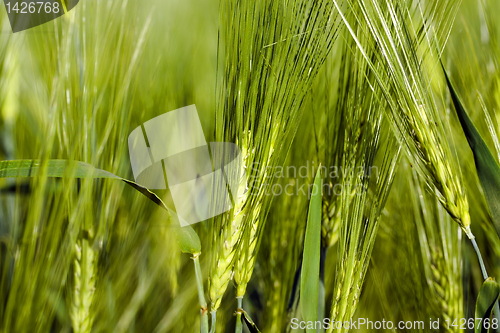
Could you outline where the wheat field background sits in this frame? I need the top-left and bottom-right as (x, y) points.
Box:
(1, 0), (500, 332)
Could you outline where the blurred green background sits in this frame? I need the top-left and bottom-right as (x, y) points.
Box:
(1, 0), (500, 332)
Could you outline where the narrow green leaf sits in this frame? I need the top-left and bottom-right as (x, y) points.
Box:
(240, 310), (261, 333)
(0, 159), (201, 254)
(170, 212), (201, 255)
(300, 167), (322, 333)
(442, 65), (500, 239)
(475, 277), (500, 333)
(0, 160), (117, 179)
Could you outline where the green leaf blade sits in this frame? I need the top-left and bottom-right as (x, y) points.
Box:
(241, 310), (261, 333)
(475, 277), (500, 333)
(442, 66), (500, 238)
(170, 213), (202, 255)
(0, 159), (202, 255)
(300, 168), (322, 333)
(0, 160), (119, 179)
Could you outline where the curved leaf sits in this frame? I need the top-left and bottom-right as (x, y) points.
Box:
(0, 159), (201, 255)
(442, 65), (500, 239)
(300, 167), (322, 333)
(241, 310), (261, 333)
(475, 277), (500, 333)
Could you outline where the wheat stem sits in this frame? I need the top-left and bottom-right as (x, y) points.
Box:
(469, 235), (500, 322)
(209, 311), (217, 333)
(193, 255), (208, 333)
(470, 238), (488, 280)
(235, 297), (243, 333)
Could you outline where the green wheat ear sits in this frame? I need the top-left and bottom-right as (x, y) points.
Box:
(335, 0), (471, 235)
(70, 236), (96, 333)
(410, 167), (463, 331)
(209, 0), (341, 327)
